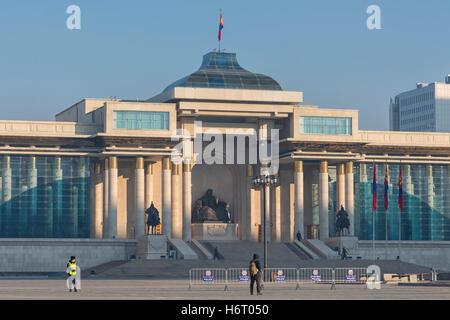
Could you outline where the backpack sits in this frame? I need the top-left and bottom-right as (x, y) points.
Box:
(250, 261), (259, 276)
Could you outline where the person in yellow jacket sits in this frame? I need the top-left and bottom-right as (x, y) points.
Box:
(66, 256), (81, 292)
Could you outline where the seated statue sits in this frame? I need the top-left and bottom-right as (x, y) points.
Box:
(192, 189), (231, 223)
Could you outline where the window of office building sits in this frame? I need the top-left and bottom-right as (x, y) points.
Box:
(114, 111), (169, 130)
(300, 116), (352, 135)
(354, 163), (450, 241)
(0, 155), (90, 238)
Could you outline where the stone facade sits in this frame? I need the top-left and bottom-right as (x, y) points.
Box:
(1, 51), (450, 262)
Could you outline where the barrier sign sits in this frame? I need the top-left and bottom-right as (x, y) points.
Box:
(311, 269), (321, 282)
(239, 270), (249, 282)
(202, 270), (214, 282)
(275, 269), (286, 282)
(346, 269), (356, 281)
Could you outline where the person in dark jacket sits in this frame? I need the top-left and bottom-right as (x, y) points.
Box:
(213, 247), (220, 260)
(249, 253), (262, 295)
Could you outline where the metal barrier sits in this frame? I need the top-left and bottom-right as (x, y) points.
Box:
(227, 268), (251, 286)
(334, 267), (367, 285)
(298, 268), (334, 289)
(188, 268), (228, 290)
(188, 267), (373, 291)
(262, 268), (299, 289)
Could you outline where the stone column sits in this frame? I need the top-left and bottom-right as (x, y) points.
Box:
(135, 157), (145, 238)
(171, 163), (182, 239)
(182, 163), (192, 241)
(72, 185), (79, 237)
(93, 162), (103, 238)
(29, 156), (37, 236)
(108, 156), (118, 238)
(2, 156), (11, 236)
(162, 157), (172, 238)
(345, 162), (354, 235)
(426, 165), (435, 240)
(319, 160), (329, 240)
(294, 160), (304, 240)
(247, 165), (259, 241)
(74, 158), (87, 238)
(102, 158), (109, 238)
(54, 157), (63, 237)
(336, 163), (346, 211)
(273, 182), (281, 242)
(46, 184), (53, 237)
(145, 163), (154, 211)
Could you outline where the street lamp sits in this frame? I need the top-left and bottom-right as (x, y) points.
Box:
(252, 173), (278, 280)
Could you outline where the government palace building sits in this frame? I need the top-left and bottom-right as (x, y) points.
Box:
(2, 51), (450, 271)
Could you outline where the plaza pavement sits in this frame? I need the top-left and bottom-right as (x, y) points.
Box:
(0, 279), (449, 300)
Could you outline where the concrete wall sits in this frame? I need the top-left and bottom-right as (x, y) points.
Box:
(55, 99), (108, 123)
(0, 239), (136, 272)
(0, 120), (101, 137)
(357, 241), (450, 271)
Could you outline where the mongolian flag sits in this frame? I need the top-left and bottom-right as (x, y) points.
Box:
(398, 165), (403, 211)
(384, 165), (389, 210)
(218, 9), (224, 41)
(373, 162), (377, 212)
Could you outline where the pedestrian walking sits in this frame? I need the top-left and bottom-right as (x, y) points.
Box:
(249, 253), (262, 295)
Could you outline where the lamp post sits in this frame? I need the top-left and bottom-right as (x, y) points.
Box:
(252, 173), (278, 281)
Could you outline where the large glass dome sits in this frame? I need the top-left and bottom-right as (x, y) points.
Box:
(163, 51), (282, 92)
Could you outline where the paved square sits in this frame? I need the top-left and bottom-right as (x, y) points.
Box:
(0, 279), (449, 300)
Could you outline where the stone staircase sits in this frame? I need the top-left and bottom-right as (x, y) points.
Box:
(88, 257), (430, 280)
(199, 241), (311, 267)
(81, 260), (128, 277)
(284, 242), (311, 260)
(84, 240), (431, 279)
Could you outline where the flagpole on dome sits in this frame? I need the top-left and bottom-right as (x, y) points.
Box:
(218, 9), (224, 53)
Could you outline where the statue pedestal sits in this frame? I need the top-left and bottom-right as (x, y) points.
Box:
(137, 235), (168, 260)
(192, 223), (239, 241)
(325, 236), (359, 252)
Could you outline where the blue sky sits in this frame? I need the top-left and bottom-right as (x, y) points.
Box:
(0, 0), (449, 130)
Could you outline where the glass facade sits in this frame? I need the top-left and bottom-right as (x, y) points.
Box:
(164, 52), (282, 91)
(354, 163), (450, 241)
(0, 155), (90, 238)
(300, 117), (352, 135)
(114, 111), (169, 130)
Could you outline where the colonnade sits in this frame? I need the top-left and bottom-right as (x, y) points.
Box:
(94, 157), (355, 242)
(96, 156), (192, 240)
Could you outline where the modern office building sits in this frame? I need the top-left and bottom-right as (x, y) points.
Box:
(389, 75), (450, 132)
(2, 51), (450, 271)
